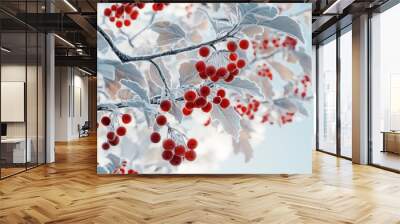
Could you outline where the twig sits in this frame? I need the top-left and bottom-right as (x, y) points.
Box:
(148, 59), (170, 94)
(97, 23), (239, 63)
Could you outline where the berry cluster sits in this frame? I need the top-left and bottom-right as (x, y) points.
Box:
(161, 138), (198, 166)
(256, 63), (273, 80)
(113, 160), (138, 174)
(149, 99), (200, 167)
(101, 113), (133, 150)
(293, 74), (311, 98)
(195, 39), (249, 83)
(234, 98), (260, 120)
(182, 87), (230, 116)
(103, 3), (168, 28)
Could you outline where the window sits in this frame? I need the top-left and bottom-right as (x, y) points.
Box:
(317, 37), (337, 154)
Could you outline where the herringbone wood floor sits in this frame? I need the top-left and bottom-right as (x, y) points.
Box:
(1, 136), (400, 224)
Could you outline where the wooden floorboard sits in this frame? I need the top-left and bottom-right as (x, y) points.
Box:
(1, 135), (400, 224)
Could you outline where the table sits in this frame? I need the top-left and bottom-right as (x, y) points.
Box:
(381, 131), (400, 154)
(1, 138), (31, 163)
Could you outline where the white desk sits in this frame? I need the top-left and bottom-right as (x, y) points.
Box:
(1, 138), (31, 163)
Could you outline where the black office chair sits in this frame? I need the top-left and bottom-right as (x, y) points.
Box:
(79, 121), (90, 138)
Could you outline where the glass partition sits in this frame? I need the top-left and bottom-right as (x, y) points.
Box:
(317, 37), (337, 154)
(371, 4), (400, 171)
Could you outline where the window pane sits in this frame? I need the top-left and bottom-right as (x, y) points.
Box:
(340, 30), (352, 158)
(371, 4), (400, 171)
(318, 38), (337, 154)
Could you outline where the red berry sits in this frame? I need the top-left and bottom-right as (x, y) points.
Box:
(130, 10), (139, 20)
(199, 86), (211, 97)
(122, 114), (132, 124)
(220, 98), (230, 109)
(116, 127), (127, 136)
(224, 74), (234, 82)
(227, 63), (237, 72)
(201, 102), (212, 113)
(162, 139), (176, 150)
(106, 131), (115, 141)
(109, 136), (120, 146)
(137, 3), (145, 9)
(210, 74), (219, 82)
(111, 4), (117, 11)
(127, 169), (137, 174)
(184, 90), (197, 102)
(160, 100), (172, 112)
(156, 115), (167, 126)
(229, 52), (238, 61)
(227, 41), (237, 52)
(205, 65), (216, 77)
(199, 46), (210, 57)
(239, 39), (249, 49)
(124, 4), (133, 14)
(152, 3), (164, 11)
(104, 8), (112, 16)
(301, 91), (307, 98)
(213, 96), (222, 104)
(216, 67), (227, 78)
(185, 101), (195, 110)
(199, 71), (208, 79)
(109, 17), (115, 22)
(185, 150), (197, 161)
(124, 19), (131, 26)
(174, 145), (186, 156)
(170, 155), (182, 166)
(216, 89), (226, 98)
(195, 61), (206, 72)
(182, 107), (193, 116)
(162, 150), (174, 160)
(230, 69), (239, 76)
(237, 59), (246, 69)
(102, 142), (110, 150)
(194, 96), (207, 108)
(101, 116), (111, 126)
(116, 20), (123, 28)
(150, 132), (161, 143)
(187, 138), (198, 150)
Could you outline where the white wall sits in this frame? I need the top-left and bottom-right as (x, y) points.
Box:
(54, 67), (89, 141)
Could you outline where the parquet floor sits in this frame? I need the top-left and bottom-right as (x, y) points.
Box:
(1, 136), (400, 224)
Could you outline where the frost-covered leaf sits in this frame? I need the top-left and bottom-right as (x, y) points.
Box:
(269, 60), (295, 81)
(179, 60), (202, 86)
(97, 33), (108, 54)
(147, 79), (162, 98)
(293, 100), (309, 116)
(117, 63), (145, 86)
(219, 77), (264, 98)
(148, 58), (172, 88)
(169, 100), (183, 123)
(240, 25), (263, 38)
(151, 21), (186, 46)
(199, 7), (233, 35)
(121, 79), (149, 103)
(274, 98), (297, 112)
(260, 16), (304, 43)
(98, 63), (115, 81)
(211, 106), (241, 141)
(240, 4), (278, 26)
(208, 50), (230, 67)
(293, 50), (312, 74)
(232, 130), (253, 163)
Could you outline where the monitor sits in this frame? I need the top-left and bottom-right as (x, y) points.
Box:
(1, 123), (7, 137)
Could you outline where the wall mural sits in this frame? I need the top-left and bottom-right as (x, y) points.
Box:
(97, 3), (313, 174)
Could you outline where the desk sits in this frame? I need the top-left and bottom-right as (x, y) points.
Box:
(382, 131), (400, 154)
(1, 138), (31, 163)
